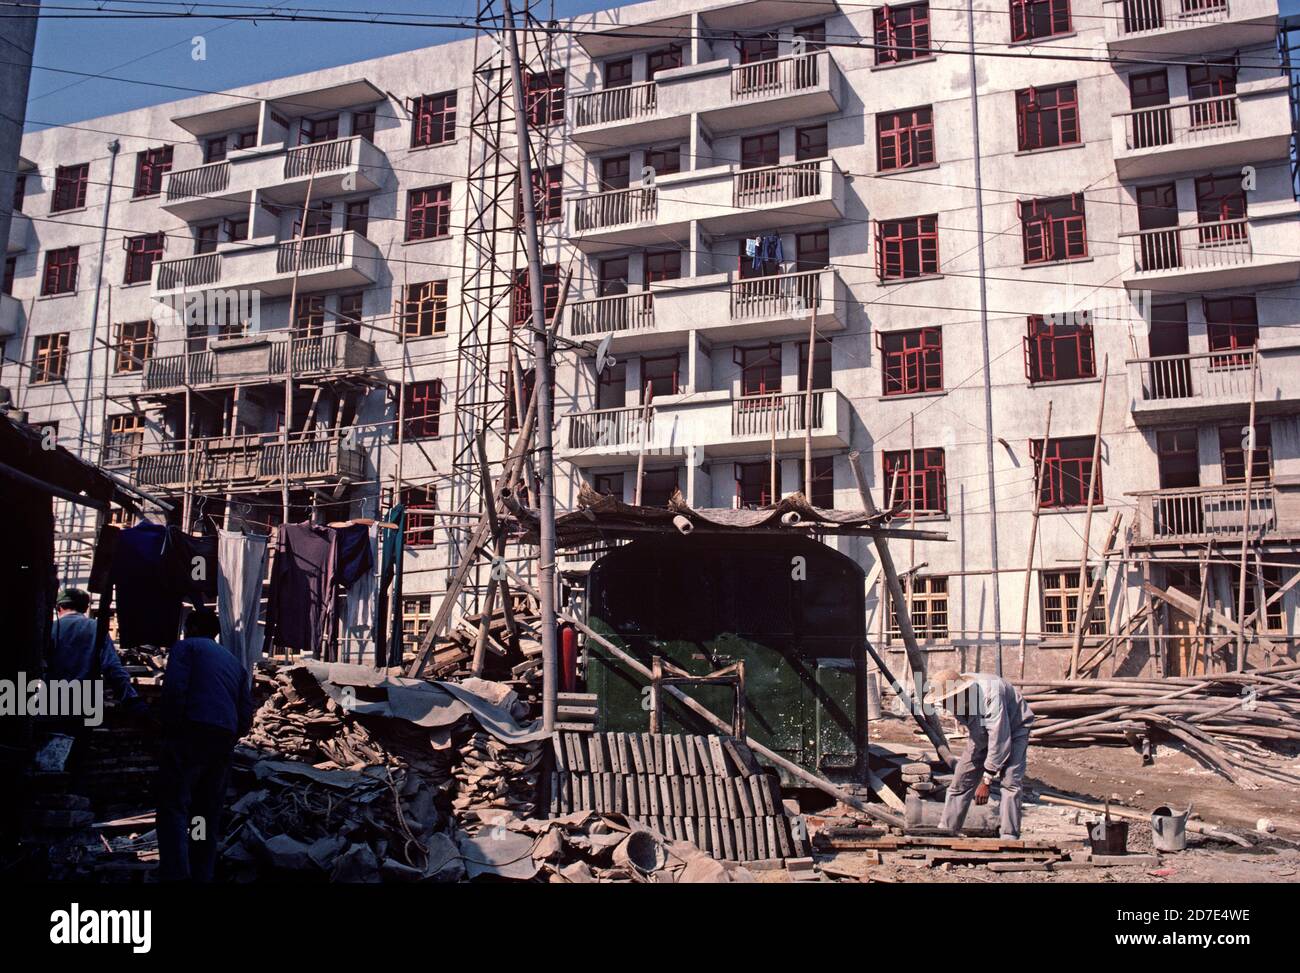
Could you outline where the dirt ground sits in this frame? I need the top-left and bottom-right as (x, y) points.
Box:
(814, 717), (1300, 884)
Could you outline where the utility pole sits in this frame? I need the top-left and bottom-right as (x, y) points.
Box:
(503, 0), (559, 730)
(1235, 349), (1260, 671)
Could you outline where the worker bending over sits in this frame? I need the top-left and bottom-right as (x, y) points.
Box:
(157, 609), (255, 882)
(925, 669), (1035, 839)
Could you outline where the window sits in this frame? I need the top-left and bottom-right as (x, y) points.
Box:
(645, 145), (681, 177)
(1204, 296), (1258, 362)
(1195, 173), (1247, 245)
(796, 124), (828, 162)
(598, 256), (629, 296)
(1031, 435), (1101, 508)
(604, 58), (633, 87)
(1020, 193), (1087, 263)
(1040, 569), (1105, 636)
(600, 155), (631, 191)
(403, 380), (443, 438)
(888, 575), (949, 641)
(12, 172), (24, 212)
(32, 332), (69, 384)
(796, 230), (829, 271)
(1186, 58), (1237, 102)
(401, 595), (434, 644)
(511, 264), (560, 329)
(594, 472), (625, 499)
(877, 107), (934, 172)
(738, 33), (778, 63)
(1010, 0), (1071, 42)
(641, 468), (679, 507)
(741, 132), (779, 169)
(235, 130), (257, 150)
(403, 280), (448, 338)
(800, 455), (835, 508)
(798, 339), (832, 390)
(338, 291), (364, 333)
(738, 344), (782, 396)
(794, 22), (827, 51)
(641, 355), (679, 400)
(295, 201), (333, 238)
(114, 320), (155, 373)
(3, 256), (15, 296)
(1219, 423), (1271, 483)
(402, 488), (438, 550)
(882, 448), (947, 514)
(518, 165), (562, 224)
(195, 223), (220, 254)
(352, 109), (376, 142)
(646, 45), (683, 79)
(412, 91), (456, 146)
(874, 3), (930, 64)
(644, 248), (681, 284)
(879, 327), (942, 396)
(876, 215), (939, 280)
(104, 413), (144, 468)
(1257, 566), (1287, 632)
(123, 232), (165, 285)
(1024, 313), (1095, 383)
(41, 246), (79, 295)
(597, 361), (626, 410)
(736, 460), (775, 509)
(300, 115), (339, 145)
(1016, 83), (1079, 151)
(1156, 428), (1199, 489)
(51, 163), (89, 212)
(293, 295), (325, 337)
(345, 200), (369, 236)
(133, 146), (173, 197)
(526, 70), (565, 127)
(406, 185), (451, 241)
(224, 216), (249, 242)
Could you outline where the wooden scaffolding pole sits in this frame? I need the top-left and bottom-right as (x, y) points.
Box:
(1235, 348), (1260, 671)
(1067, 355), (1108, 678)
(1018, 399), (1052, 679)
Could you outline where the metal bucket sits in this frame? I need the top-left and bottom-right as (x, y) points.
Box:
(1150, 805), (1190, 853)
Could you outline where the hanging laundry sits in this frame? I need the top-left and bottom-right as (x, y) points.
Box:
(374, 505), (406, 668)
(327, 522), (375, 663)
(767, 234), (784, 265)
(265, 522), (337, 656)
(744, 237), (759, 259)
(112, 521), (192, 648)
(339, 525), (378, 665)
(217, 529), (269, 683)
(177, 529), (219, 608)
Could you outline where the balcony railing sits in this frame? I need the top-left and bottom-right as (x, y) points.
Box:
(733, 159), (826, 209)
(568, 291), (655, 338)
(730, 268), (823, 321)
(134, 432), (363, 487)
(1121, 94), (1239, 150)
(731, 391), (823, 438)
(572, 82), (657, 128)
(142, 351), (216, 391)
(1132, 483), (1275, 541)
(567, 405), (645, 449)
(284, 135), (363, 179)
(571, 186), (658, 232)
(1130, 218), (1251, 273)
(156, 252), (222, 290)
(277, 232), (348, 273)
(165, 161), (231, 202)
(1115, 0), (1230, 36)
(731, 52), (824, 100)
(1129, 348), (1257, 402)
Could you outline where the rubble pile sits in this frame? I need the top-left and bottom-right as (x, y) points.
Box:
(451, 730), (545, 816)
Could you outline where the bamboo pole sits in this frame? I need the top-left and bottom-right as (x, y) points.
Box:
(281, 173), (316, 527)
(803, 291), (817, 491)
(634, 381), (653, 505)
(1018, 399), (1052, 679)
(1236, 348), (1260, 671)
(1067, 355), (1108, 678)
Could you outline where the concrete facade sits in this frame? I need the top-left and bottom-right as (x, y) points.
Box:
(6, 0), (1300, 676)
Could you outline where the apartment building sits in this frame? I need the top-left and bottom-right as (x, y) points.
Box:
(4, 0), (1299, 676)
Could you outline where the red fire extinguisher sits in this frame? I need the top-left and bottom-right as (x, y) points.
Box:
(560, 623), (579, 693)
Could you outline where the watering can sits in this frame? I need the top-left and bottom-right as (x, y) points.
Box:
(1151, 805), (1191, 852)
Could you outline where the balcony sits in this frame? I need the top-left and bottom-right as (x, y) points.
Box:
(1130, 484), (1278, 543)
(1123, 215), (1300, 292)
(567, 158), (845, 253)
(133, 432), (365, 490)
(1102, 0), (1279, 55)
(160, 136), (388, 221)
(1125, 342), (1300, 424)
(558, 388), (851, 468)
(0, 292), (22, 338)
(141, 332), (376, 394)
(564, 268), (848, 355)
(1112, 82), (1292, 180)
(569, 51), (844, 150)
(152, 231), (382, 298)
(6, 211), (30, 254)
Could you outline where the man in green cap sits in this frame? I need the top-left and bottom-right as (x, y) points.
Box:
(50, 587), (140, 707)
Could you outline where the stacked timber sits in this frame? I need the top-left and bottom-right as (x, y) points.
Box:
(451, 730), (545, 815)
(1022, 665), (1300, 788)
(425, 593), (543, 694)
(549, 730), (808, 863)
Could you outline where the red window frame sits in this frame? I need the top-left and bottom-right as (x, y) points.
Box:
(526, 70), (565, 127)
(41, 246), (79, 295)
(51, 163), (89, 212)
(876, 215), (939, 280)
(1186, 59), (1237, 101)
(737, 344), (782, 396)
(404, 380), (443, 439)
(1020, 193), (1087, 264)
(1010, 0), (1072, 42)
(735, 460), (775, 509)
(1194, 173), (1247, 245)
(517, 165), (562, 224)
(741, 132), (780, 169)
(879, 327), (942, 396)
(133, 146), (173, 198)
(644, 248), (681, 284)
(1031, 435), (1101, 508)
(1024, 313), (1095, 383)
(882, 447), (947, 515)
(801, 455), (835, 508)
(738, 34), (779, 64)
(641, 355), (679, 401)
(32, 332), (70, 384)
(406, 185), (451, 241)
(402, 486), (439, 549)
(874, 3), (931, 65)
(1016, 83), (1079, 151)
(1219, 423), (1271, 483)
(511, 265), (561, 330)
(412, 91), (456, 147)
(123, 232), (165, 285)
(877, 106), (934, 171)
(1204, 295), (1258, 364)
(403, 280), (449, 338)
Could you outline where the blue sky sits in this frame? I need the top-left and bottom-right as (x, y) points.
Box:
(24, 1), (635, 129)
(23, 0), (1300, 129)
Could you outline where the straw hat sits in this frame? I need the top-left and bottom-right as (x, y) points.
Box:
(922, 668), (976, 709)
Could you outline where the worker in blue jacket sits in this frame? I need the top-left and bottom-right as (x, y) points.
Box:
(49, 587), (140, 707)
(156, 609), (255, 882)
